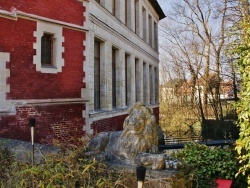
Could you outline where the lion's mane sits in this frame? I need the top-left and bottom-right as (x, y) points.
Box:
(118, 102), (159, 160)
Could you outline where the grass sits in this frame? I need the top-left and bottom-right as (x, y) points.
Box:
(0, 141), (138, 188)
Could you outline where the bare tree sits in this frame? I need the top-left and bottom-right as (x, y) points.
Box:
(160, 0), (230, 121)
(160, 22), (204, 105)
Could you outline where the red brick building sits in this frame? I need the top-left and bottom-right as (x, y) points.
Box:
(0, 0), (165, 145)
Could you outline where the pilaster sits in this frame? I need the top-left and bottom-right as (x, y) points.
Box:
(104, 0), (112, 13)
(150, 65), (155, 104)
(143, 62), (150, 105)
(117, 49), (126, 108)
(119, 0), (126, 24)
(88, 31), (95, 111)
(106, 41), (113, 110)
(155, 67), (159, 103)
(137, 59), (143, 102)
(100, 40), (108, 110)
(130, 55), (136, 105)
(130, 0), (136, 32)
(138, 0), (143, 38)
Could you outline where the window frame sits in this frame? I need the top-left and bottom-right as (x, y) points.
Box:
(33, 21), (64, 74)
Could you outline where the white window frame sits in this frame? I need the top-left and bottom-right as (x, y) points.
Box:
(33, 22), (64, 74)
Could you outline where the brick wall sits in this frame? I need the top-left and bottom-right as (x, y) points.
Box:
(0, 103), (85, 145)
(0, 0), (86, 26)
(91, 114), (128, 134)
(91, 106), (159, 134)
(152, 106), (159, 124)
(0, 0), (87, 145)
(0, 17), (86, 100)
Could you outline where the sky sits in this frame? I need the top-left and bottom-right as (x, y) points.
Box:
(157, 0), (173, 16)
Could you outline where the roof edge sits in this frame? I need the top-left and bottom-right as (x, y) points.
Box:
(148, 0), (166, 20)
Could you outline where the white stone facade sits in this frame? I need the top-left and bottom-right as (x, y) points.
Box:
(84, 0), (162, 133)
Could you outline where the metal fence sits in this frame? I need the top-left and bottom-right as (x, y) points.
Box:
(159, 120), (238, 151)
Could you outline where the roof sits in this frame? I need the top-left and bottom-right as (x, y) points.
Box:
(148, 0), (166, 20)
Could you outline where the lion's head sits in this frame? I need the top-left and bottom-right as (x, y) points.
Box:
(118, 102), (159, 160)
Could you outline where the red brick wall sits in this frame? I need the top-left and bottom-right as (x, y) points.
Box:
(91, 107), (160, 134)
(0, 1), (87, 145)
(0, 17), (86, 100)
(152, 106), (159, 124)
(0, 0), (86, 26)
(91, 114), (128, 134)
(0, 104), (85, 145)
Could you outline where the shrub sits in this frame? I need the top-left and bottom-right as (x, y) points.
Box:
(174, 142), (242, 188)
(1, 145), (137, 188)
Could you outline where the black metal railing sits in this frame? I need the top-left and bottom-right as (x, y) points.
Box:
(159, 120), (238, 151)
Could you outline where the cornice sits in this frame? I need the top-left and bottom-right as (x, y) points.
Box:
(90, 14), (159, 63)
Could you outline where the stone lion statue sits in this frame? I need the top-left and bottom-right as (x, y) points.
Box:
(87, 102), (165, 170)
(118, 102), (159, 160)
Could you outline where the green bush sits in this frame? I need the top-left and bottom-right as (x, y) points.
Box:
(174, 142), (243, 188)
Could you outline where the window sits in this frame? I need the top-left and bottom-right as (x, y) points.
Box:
(112, 0), (116, 15)
(33, 21), (64, 73)
(149, 15), (152, 46)
(112, 47), (117, 108)
(135, 0), (139, 35)
(154, 67), (159, 103)
(41, 33), (53, 66)
(149, 65), (153, 103)
(143, 62), (147, 104)
(94, 40), (101, 110)
(125, 0), (128, 25)
(125, 53), (131, 106)
(142, 6), (147, 41)
(154, 22), (158, 51)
